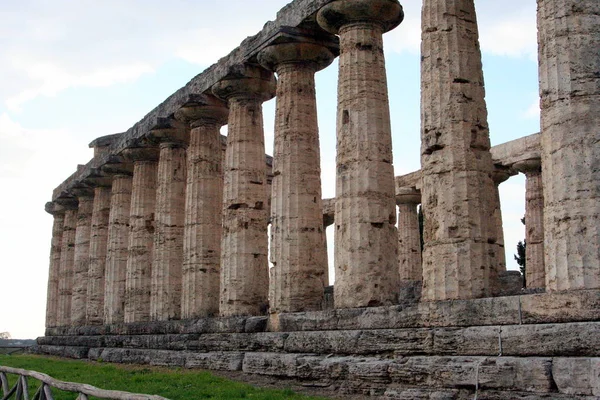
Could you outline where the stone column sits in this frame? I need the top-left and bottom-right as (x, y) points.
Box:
(317, 0), (403, 308)
(538, 0), (600, 290)
(514, 159), (545, 289)
(212, 64), (276, 317)
(258, 38), (336, 313)
(123, 147), (159, 323)
(44, 202), (65, 328)
(103, 174), (133, 324)
(71, 192), (94, 326)
(86, 185), (112, 325)
(150, 123), (188, 322)
(176, 96), (229, 319)
(419, 0), (499, 300)
(491, 170), (511, 281)
(396, 188), (422, 282)
(57, 202), (78, 327)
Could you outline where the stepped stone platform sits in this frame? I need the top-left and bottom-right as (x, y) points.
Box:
(36, 289), (600, 399)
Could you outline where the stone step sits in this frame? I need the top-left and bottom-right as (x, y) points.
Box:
(37, 321), (600, 358)
(44, 289), (600, 337)
(32, 346), (600, 398)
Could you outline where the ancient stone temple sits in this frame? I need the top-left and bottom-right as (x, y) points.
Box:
(38, 0), (599, 398)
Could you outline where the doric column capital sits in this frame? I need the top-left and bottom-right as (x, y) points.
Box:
(258, 40), (337, 73)
(89, 133), (121, 158)
(70, 186), (95, 199)
(317, 0), (404, 34)
(212, 64), (276, 102)
(396, 187), (421, 205)
(45, 201), (67, 216)
(175, 94), (229, 128)
(54, 197), (79, 211)
(146, 118), (189, 147)
(491, 167), (513, 185)
(100, 155), (134, 176)
(322, 198), (336, 227)
(513, 158), (542, 175)
(121, 146), (160, 163)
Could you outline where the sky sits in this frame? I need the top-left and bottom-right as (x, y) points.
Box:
(0, 0), (540, 339)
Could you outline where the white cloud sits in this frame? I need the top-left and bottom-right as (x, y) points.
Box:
(524, 96), (541, 120)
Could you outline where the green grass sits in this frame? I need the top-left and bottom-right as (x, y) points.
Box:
(0, 355), (329, 400)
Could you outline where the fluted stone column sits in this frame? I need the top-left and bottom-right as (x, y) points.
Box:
(150, 127), (188, 321)
(213, 65), (276, 317)
(538, 0), (600, 290)
(57, 204), (78, 326)
(124, 148), (159, 323)
(176, 96), (229, 319)
(397, 188), (422, 282)
(420, 0), (499, 300)
(86, 185), (112, 325)
(258, 39), (336, 313)
(71, 193), (94, 326)
(491, 170), (511, 280)
(514, 159), (545, 289)
(317, 0), (403, 308)
(45, 203), (65, 328)
(104, 174), (133, 324)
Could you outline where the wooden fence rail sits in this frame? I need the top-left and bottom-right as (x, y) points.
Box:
(0, 366), (170, 400)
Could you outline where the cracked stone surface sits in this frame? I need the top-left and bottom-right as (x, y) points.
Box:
(538, 0), (600, 291)
(317, 0), (403, 308)
(396, 188), (422, 282)
(420, 0), (499, 301)
(104, 175), (132, 324)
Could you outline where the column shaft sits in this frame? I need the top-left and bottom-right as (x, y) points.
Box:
(538, 0), (600, 290)
(182, 122), (224, 318)
(57, 209), (77, 326)
(45, 212), (65, 328)
(150, 142), (187, 321)
(86, 186), (112, 325)
(267, 60), (329, 313)
(71, 195), (94, 326)
(525, 170), (545, 289)
(104, 175), (132, 324)
(125, 160), (157, 323)
(334, 22), (399, 307)
(420, 0), (499, 300)
(220, 97), (270, 316)
(397, 203), (422, 282)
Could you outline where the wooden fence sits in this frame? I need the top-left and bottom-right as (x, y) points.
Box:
(0, 366), (170, 400)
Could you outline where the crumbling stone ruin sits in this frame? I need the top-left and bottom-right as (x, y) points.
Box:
(37, 0), (600, 398)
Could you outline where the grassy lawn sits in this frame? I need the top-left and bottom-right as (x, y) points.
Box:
(0, 355), (329, 400)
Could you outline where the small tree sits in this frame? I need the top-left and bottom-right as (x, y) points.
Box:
(514, 217), (526, 287)
(0, 332), (11, 339)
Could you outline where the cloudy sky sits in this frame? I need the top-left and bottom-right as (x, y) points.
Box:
(0, 0), (540, 339)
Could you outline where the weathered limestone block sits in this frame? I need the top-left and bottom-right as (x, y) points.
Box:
(420, 0), (500, 300)
(538, 0), (600, 291)
(317, 0), (403, 309)
(34, 345), (89, 359)
(514, 158), (545, 289)
(175, 96), (229, 319)
(123, 147), (159, 323)
(396, 188), (422, 282)
(104, 174), (133, 324)
(184, 352), (245, 371)
(56, 206), (77, 327)
(45, 203), (65, 328)
(71, 194), (94, 326)
(197, 332), (286, 353)
(86, 185), (112, 325)
(553, 358), (600, 396)
(520, 289), (600, 324)
(151, 136), (187, 321)
(212, 65), (276, 317)
(258, 37), (336, 314)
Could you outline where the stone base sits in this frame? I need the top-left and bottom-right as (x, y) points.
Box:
(36, 290), (600, 399)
